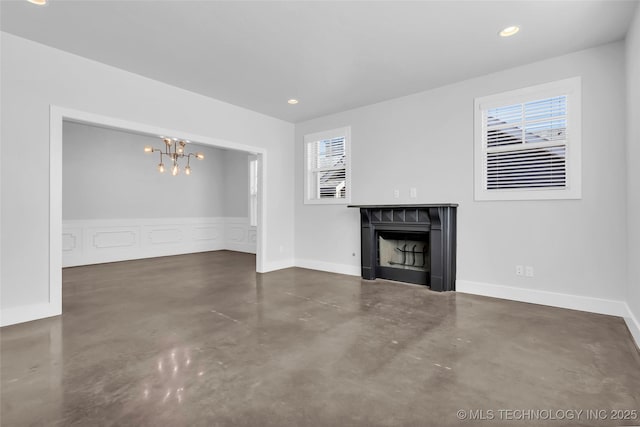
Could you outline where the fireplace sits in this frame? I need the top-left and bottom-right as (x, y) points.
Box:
(349, 204), (457, 291)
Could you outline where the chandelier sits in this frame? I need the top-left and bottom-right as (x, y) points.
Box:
(144, 137), (204, 176)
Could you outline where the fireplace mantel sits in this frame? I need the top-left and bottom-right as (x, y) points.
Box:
(349, 204), (457, 291)
(348, 204), (458, 209)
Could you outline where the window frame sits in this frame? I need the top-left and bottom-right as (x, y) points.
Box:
(303, 126), (352, 205)
(474, 77), (582, 201)
(248, 155), (258, 227)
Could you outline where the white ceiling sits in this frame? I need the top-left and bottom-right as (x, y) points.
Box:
(1, 0), (637, 123)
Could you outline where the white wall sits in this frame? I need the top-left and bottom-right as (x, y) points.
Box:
(222, 149), (250, 217)
(626, 6), (640, 340)
(295, 42), (629, 314)
(0, 33), (294, 317)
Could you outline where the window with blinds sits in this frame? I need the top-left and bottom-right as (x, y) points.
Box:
(474, 77), (582, 201)
(304, 127), (351, 204)
(249, 156), (258, 227)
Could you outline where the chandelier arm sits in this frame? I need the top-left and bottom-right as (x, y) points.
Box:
(147, 138), (202, 176)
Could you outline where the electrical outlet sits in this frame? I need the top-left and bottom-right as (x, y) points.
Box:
(516, 265), (524, 276)
(393, 189), (400, 198)
(410, 187), (417, 198)
(525, 266), (534, 277)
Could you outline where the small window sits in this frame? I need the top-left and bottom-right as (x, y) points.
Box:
(474, 77), (581, 201)
(249, 156), (258, 227)
(304, 127), (351, 204)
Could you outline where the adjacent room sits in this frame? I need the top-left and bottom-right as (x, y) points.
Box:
(61, 121), (258, 268)
(1, 1), (639, 426)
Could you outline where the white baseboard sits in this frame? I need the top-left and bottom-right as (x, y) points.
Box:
(457, 280), (639, 349)
(63, 217), (256, 267)
(295, 259), (361, 276)
(456, 279), (628, 317)
(225, 242), (257, 254)
(1, 302), (61, 327)
(260, 258), (295, 273)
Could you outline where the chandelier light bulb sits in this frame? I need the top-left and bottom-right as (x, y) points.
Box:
(177, 141), (187, 154)
(147, 136), (202, 176)
(27, 0), (48, 5)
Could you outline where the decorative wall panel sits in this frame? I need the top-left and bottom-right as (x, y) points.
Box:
(62, 217), (255, 267)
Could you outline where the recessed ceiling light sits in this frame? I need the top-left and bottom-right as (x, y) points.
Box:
(27, 0), (48, 5)
(287, 99), (299, 105)
(499, 25), (520, 37)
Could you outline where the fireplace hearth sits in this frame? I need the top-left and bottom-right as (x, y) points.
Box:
(349, 204), (457, 291)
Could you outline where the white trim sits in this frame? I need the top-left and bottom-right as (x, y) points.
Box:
(261, 259), (295, 273)
(256, 151), (266, 273)
(44, 105), (268, 325)
(623, 304), (640, 349)
(50, 105), (63, 317)
(248, 155), (258, 228)
(295, 259), (361, 276)
(1, 303), (61, 327)
(457, 279), (627, 317)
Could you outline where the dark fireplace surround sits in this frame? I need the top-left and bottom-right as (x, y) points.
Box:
(350, 204), (457, 291)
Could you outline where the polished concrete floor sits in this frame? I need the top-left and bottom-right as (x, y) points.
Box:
(1, 251), (639, 426)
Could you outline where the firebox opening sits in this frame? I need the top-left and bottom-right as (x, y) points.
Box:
(377, 231), (430, 273)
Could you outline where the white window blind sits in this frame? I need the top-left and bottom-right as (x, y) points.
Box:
(485, 96), (567, 190)
(304, 127), (351, 204)
(474, 77), (581, 201)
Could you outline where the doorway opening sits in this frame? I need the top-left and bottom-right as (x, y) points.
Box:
(50, 106), (267, 318)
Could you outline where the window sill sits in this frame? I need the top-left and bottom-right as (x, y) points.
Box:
(474, 187), (582, 201)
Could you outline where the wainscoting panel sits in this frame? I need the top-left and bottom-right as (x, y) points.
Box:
(224, 217), (257, 254)
(147, 227), (184, 245)
(62, 217), (256, 267)
(62, 227), (82, 256)
(92, 229), (138, 249)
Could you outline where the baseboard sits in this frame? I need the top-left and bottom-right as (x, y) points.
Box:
(623, 304), (640, 350)
(225, 242), (257, 254)
(260, 258), (295, 273)
(295, 259), (361, 276)
(1, 302), (61, 327)
(456, 280), (628, 317)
